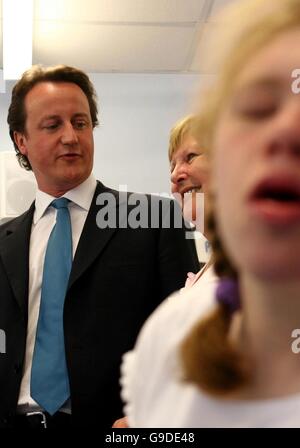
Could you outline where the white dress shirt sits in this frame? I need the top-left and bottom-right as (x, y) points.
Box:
(18, 174), (97, 409)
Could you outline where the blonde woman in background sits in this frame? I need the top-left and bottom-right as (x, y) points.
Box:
(169, 114), (215, 289)
(112, 116), (217, 429)
(121, 0), (300, 427)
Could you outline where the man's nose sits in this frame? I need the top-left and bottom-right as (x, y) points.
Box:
(60, 123), (79, 145)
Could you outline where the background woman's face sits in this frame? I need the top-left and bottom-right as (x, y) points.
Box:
(212, 28), (300, 280)
(170, 134), (208, 231)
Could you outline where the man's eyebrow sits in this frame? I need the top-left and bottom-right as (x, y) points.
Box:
(40, 114), (60, 122)
(39, 113), (90, 122)
(72, 113), (90, 119)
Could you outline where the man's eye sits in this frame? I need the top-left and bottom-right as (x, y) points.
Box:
(44, 123), (59, 130)
(74, 121), (88, 129)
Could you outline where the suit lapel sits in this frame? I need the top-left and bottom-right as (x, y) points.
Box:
(68, 182), (124, 288)
(0, 183), (126, 297)
(0, 203), (34, 315)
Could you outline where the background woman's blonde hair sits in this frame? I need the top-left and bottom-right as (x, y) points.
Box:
(181, 0), (300, 396)
(168, 115), (199, 162)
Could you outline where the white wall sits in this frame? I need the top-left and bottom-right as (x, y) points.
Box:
(0, 73), (201, 195)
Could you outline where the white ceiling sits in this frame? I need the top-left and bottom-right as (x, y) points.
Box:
(0, 0), (237, 74)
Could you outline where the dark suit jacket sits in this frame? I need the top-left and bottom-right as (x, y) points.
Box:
(0, 181), (199, 427)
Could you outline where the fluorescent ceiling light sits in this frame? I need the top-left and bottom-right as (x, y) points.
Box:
(3, 0), (33, 80)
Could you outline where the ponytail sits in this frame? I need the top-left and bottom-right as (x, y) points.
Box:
(180, 303), (249, 394)
(180, 204), (250, 394)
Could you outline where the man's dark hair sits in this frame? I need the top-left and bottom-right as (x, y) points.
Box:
(7, 65), (99, 170)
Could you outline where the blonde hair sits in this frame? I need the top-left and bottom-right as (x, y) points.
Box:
(181, 0), (300, 395)
(196, 0), (300, 151)
(168, 115), (200, 162)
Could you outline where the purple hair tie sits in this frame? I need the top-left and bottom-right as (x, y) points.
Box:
(216, 278), (240, 313)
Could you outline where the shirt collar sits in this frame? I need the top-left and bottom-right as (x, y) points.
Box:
(33, 174), (97, 224)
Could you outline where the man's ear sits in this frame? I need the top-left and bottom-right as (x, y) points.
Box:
(13, 131), (28, 156)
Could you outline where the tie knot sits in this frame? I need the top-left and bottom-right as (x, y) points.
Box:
(51, 198), (70, 210)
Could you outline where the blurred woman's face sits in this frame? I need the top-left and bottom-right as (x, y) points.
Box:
(170, 134), (208, 232)
(212, 28), (300, 281)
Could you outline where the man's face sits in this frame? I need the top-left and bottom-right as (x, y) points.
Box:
(14, 81), (94, 196)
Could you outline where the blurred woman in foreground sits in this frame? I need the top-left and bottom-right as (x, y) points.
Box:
(121, 0), (300, 427)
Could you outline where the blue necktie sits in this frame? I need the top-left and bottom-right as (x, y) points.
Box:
(31, 198), (72, 415)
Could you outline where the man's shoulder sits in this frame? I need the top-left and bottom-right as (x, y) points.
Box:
(0, 206), (34, 237)
(93, 181), (189, 232)
(93, 182), (179, 217)
(95, 181), (174, 205)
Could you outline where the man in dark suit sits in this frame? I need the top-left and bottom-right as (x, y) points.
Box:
(0, 65), (199, 428)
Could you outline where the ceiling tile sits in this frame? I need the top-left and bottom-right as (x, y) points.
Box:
(1, 0), (242, 74)
(33, 21), (197, 72)
(189, 22), (229, 73)
(35, 0), (206, 23)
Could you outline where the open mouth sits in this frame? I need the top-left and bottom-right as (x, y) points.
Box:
(249, 178), (300, 225)
(182, 186), (203, 196)
(252, 180), (300, 202)
(179, 186), (204, 224)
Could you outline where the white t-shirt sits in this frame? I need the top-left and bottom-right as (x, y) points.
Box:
(121, 268), (300, 428)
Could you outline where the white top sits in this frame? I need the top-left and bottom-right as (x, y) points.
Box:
(18, 174), (97, 408)
(183, 263), (212, 289)
(121, 267), (300, 428)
